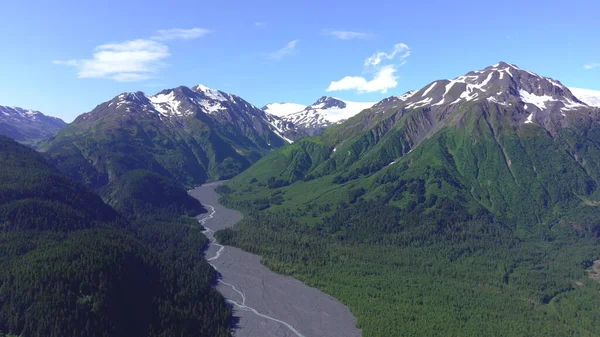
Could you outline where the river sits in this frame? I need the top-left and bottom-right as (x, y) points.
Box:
(189, 182), (362, 337)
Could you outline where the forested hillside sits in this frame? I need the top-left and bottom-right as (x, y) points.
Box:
(0, 135), (231, 337)
(217, 63), (600, 336)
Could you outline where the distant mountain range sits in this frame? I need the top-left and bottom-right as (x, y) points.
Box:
(2, 67), (599, 198)
(0, 105), (66, 143)
(569, 87), (600, 107)
(263, 97), (376, 136)
(262, 102), (308, 117)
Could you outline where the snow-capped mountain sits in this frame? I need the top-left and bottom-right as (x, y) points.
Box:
(377, 61), (598, 131)
(399, 62), (587, 112)
(43, 84), (311, 187)
(569, 87), (600, 107)
(266, 97), (376, 136)
(78, 84), (306, 144)
(262, 102), (307, 117)
(332, 61), (600, 153)
(0, 105), (66, 143)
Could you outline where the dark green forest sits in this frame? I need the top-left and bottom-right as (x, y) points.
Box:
(0, 135), (231, 337)
(217, 189), (600, 336)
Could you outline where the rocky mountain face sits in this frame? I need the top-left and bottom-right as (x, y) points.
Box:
(263, 96), (376, 137)
(40, 84), (300, 196)
(0, 105), (66, 143)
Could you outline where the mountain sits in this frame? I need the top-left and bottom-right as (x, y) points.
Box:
(277, 96), (376, 136)
(569, 87), (600, 107)
(0, 135), (231, 337)
(0, 135), (119, 231)
(219, 62), (600, 336)
(41, 84), (299, 199)
(233, 61), (600, 190)
(262, 102), (307, 117)
(0, 105), (66, 143)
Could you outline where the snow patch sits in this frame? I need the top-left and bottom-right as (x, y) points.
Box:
(479, 72), (494, 87)
(406, 97), (433, 109)
(546, 78), (562, 88)
(487, 97), (508, 106)
(194, 84), (227, 101)
(524, 112), (534, 124)
(561, 97), (588, 111)
(397, 90), (417, 101)
(149, 92), (183, 116)
(265, 117), (294, 144)
(422, 82), (437, 96)
(199, 100), (226, 114)
(569, 87), (600, 107)
(263, 102), (307, 117)
(519, 89), (554, 110)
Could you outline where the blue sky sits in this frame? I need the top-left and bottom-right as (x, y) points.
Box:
(1, 0), (599, 122)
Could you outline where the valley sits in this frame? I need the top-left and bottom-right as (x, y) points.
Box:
(190, 182), (361, 337)
(1, 60), (600, 337)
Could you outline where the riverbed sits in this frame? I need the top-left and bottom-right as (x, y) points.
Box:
(189, 182), (362, 337)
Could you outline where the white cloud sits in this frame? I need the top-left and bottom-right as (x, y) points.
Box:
(324, 30), (370, 40)
(584, 63), (600, 70)
(326, 43), (410, 94)
(364, 43), (410, 67)
(327, 65), (398, 93)
(269, 40), (298, 60)
(53, 39), (170, 82)
(254, 22), (267, 27)
(151, 28), (212, 41)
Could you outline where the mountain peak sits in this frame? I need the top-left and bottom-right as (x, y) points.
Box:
(311, 96), (347, 110)
(493, 61), (517, 69)
(395, 62), (589, 120)
(192, 84), (229, 101)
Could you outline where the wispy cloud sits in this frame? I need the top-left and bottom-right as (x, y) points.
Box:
(269, 40), (298, 60)
(584, 63), (600, 70)
(327, 43), (410, 94)
(254, 22), (267, 27)
(53, 39), (170, 82)
(54, 28), (211, 82)
(151, 28), (212, 41)
(324, 30), (371, 40)
(364, 43), (410, 67)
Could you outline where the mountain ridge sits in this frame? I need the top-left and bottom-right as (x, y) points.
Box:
(226, 60), (600, 220)
(0, 105), (66, 143)
(40, 84), (302, 208)
(263, 96), (376, 137)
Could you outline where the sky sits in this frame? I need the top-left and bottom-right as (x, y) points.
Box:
(1, 0), (599, 122)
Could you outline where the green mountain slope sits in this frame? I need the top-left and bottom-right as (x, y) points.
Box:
(219, 63), (600, 336)
(40, 86), (291, 201)
(0, 135), (231, 337)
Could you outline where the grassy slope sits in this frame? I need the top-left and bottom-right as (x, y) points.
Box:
(218, 108), (600, 336)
